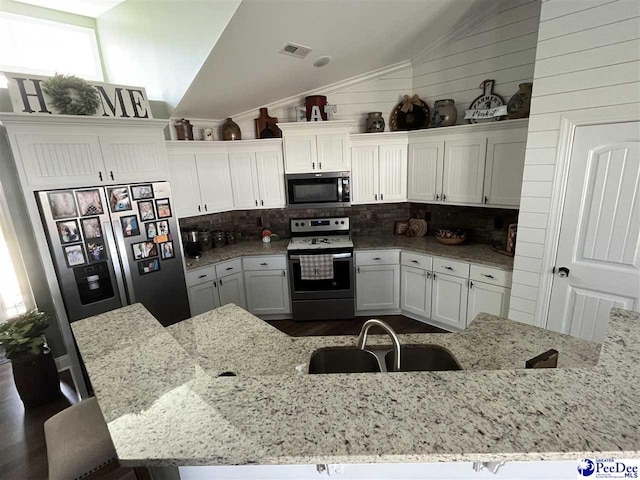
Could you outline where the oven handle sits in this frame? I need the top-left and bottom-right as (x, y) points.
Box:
(289, 252), (352, 260)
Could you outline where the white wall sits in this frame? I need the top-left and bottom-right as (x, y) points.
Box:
(509, 0), (640, 326)
(412, 0), (541, 124)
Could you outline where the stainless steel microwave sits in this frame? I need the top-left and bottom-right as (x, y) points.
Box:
(285, 172), (350, 208)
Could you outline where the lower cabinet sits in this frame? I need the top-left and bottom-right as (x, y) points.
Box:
(467, 280), (510, 320)
(244, 269), (291, 316)
(400, 265), (431, 318)
(188, 271), (246, 317)
(356, 264), (400, 311)
(431, 272), (469, 330)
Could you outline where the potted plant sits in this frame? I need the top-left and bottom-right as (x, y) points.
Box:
(0, 310), (60, 407)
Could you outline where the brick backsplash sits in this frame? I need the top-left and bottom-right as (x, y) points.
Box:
(179, 203), (518, 245)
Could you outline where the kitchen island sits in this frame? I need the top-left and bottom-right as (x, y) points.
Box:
(71, 304), (640, 478)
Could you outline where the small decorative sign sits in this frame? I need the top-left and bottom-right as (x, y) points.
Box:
(3, 71), (153, 119)
(465, 79), (505, 123)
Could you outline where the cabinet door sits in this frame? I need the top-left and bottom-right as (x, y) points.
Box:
(244, 270), (291, 315)
(16, 133), (105, 187)
(229, 152), (259, 209)
(408, 141), (444, 202)
(218, 272), (247, 309)
(167, 153), (201, 218)
(356, 264), (400, 311)
(431, 272), (468, 329)
(467, 281), (510, 321)
(283, 135), (317, 173)
(442, 138), (487, 204)
(351, 145), (379, 204)
(401, 266), (432, 318)
(100, 134), (168, 183)
(188, 280), (220, 316)
(378, 144), (408, 203)
(317, 133), (349, 171)
(484, 132), (526, 206)
(255, 150), (286, 208)
(196, 152), (234, 213)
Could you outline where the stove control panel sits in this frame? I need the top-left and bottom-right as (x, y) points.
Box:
(291, 217), (350, 234)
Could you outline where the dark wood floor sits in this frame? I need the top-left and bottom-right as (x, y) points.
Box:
(0, 315), (441, 479)
(0, 362), (136, 480)
(266, 314), (447, 336)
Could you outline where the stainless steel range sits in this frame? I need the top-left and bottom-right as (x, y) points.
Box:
(287, 217), (354, 321)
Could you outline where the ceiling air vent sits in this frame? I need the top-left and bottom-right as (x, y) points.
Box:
(279, 42), (312, 59)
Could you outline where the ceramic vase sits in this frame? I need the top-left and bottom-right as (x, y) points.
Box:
(430, 99), (457, 127)
(221, 118), (241, 141)
(507, 83), (533, 119)
(365, 112), (385, 133)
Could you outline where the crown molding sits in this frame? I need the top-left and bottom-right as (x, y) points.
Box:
(0, 112), (168, 128)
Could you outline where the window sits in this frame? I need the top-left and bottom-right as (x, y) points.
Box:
(0, 12), (103, 88)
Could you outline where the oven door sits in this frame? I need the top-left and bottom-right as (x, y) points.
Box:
(288, 252), (354, 300)
(286, 173), (349, 208)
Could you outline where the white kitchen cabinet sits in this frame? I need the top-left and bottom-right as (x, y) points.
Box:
(167, 153), (201, 218)
(279, 121), (353, 173)
(217, 272), (247, 309)
(229, 149), (285, 209)
(431, 272), (468, 330)
(356, 264), (400, 311)
(188, 281), (220, 316)
(442, 138), (487, 204)
(196, 152), (234, 213)
(467, 281), (510, 320)
(244, 269), (291, 316)
(408, 141), (444, 202)
(99, 134), (169, 183)
(229, 151), (260, 209)
(483, 130), (527, 206)
(400, 265), (432, 318)
(255, 150), (286, 208)
(351, 139), (407, 205)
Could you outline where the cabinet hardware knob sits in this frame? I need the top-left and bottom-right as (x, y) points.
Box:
(374, 194), (378, 201)
(198, 205), (201, 212)
(411, 260), (419, 263)
(98, 172), (103, 181)
(484, 196), (488, 204)
(426, 272), (431, 278)
(219, 279), (223, 285)
(357, 267), (360, 274)
(444, 266), (453, 270)
(214, 280), (217, 287)
(226, 267), (233, 271)
(312, 162), (315, 169)
(442, 194), (447, 201)
(319, 162), (322, 169)
(380, 193), (384, 200)
(110, 171), (114, 180)
(373, 257), (381, 260)
(198, 274), (207, 278)
(470, 280), (474, 288)
(282, 270), (286, 277)
(261, 200), (264, 206)
(435, 194), (439, 201)
(433, 273), (437, 279)
(556, 266), (570, 278)
(204, 204), (208, 211)
(482, 274), (495, 279)
(260, 263), (268, 266)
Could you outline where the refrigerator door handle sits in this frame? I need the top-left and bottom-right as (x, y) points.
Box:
(102, 221), (128, 307)
(112, 219), (136, 304)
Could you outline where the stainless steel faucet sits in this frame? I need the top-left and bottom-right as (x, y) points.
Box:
(357, 319), (401, 372)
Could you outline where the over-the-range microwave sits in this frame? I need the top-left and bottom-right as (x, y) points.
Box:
(285, 172), (350, 208)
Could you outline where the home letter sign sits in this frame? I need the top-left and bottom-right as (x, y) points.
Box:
(3, 72), (154, 119)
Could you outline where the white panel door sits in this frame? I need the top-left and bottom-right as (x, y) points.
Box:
(255, 150), (286, 208)
(484, 132), (526, 206)
(284, 135), (317, 173)
(218, 272), (247, 309)
(100, 134), (168, 183)
(229, 152), (259, 209)
(351, 145), (379, 204)
(188, 281), (220, 316)
(408, 141), (444, 202)
(378, 144), (408, 203)
(16, 133), (105, 187)
(401, 266), (431, 318)
(167, 153), (201, 218)
(356, 265), (400, 311)
(467, 281), (510, 321)
(316, 133), (349, 171)
(244, 270), (291, 315)
(442, 138), (487, 204)
(548, 122), (640, 342)
(196, 152), (234, 214)
(431, 272), (468, 329)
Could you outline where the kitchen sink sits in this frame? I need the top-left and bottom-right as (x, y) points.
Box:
(308, 347), (382, 374)
(384, 345), (462, 372)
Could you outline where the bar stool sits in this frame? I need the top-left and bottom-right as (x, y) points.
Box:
(44, 397), (118, 480)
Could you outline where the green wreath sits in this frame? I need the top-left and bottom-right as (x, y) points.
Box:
(43, 73), (100, 115)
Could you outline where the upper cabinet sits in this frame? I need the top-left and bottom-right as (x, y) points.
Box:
(279, 121), (353, 173)
(2, 116), (170, 189)
(408, 120), (528, 208)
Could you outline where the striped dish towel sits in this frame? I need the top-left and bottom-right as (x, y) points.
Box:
(300, 255), (334, 280)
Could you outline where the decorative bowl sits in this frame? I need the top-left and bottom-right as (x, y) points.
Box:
(435, 236), (466, 245)
(435, 228), (467, 245)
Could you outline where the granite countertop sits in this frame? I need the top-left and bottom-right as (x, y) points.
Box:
(71, 304), (640, 467)
(185, 236), (513, 272)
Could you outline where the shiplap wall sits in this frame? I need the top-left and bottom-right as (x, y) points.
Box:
(412, 0), (541, 124)
(508, 0), (640, 326)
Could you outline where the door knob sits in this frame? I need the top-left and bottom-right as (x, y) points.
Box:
(556, 267), (570, 278)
